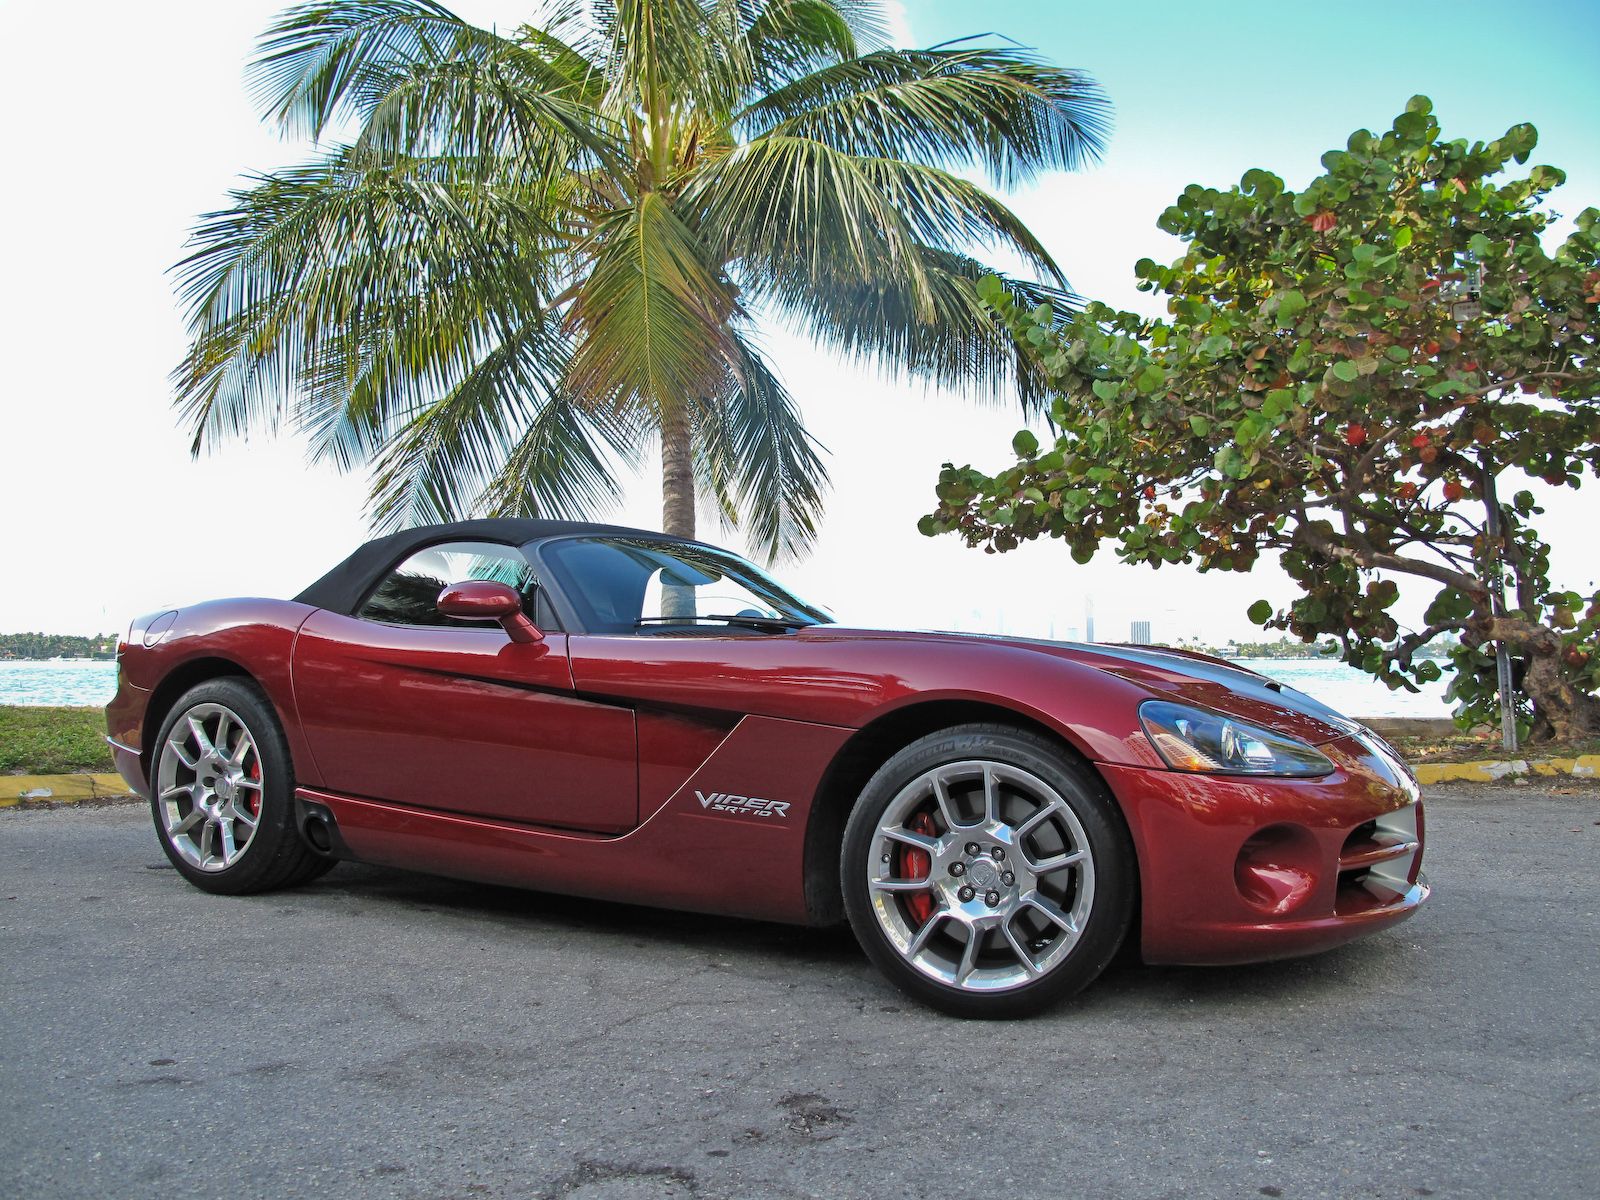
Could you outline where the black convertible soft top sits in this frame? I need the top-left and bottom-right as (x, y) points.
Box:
(293, 518), (670, 615)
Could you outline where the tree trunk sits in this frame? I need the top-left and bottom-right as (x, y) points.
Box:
(658, 402), (697, 621)
(660, 401), (695, 541)
(1485, 616), (1600, 742)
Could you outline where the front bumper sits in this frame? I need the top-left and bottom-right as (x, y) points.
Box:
(1103, 732), (1429, 966)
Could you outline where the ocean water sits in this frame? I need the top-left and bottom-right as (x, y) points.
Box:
(1235, 657), (1450, 720)
(0, 660), (120, 707)
(0, 652), (1452, 719)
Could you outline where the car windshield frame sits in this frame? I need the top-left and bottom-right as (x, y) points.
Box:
(531, 535), (833, 636)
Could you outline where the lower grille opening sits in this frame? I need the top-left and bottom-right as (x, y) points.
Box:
(1336, 806), (1422, 916)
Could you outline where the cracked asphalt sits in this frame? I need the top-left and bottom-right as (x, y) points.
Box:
(1, 782), (1596, 1199)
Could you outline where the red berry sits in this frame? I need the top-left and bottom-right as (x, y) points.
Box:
(1344, 424), (1368, 446)
(1410, 433), (1431, 449)
(1423, 340), (1441, 356)
(1397, 481), (1418, 501)
(1142, 485), (1156, 501)
(1443, 480), (1466, 501)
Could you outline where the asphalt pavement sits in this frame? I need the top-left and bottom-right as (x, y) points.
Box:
(1, 782), (1596, 1199)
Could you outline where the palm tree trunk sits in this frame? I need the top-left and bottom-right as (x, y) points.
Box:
(660, 402), (695, 540)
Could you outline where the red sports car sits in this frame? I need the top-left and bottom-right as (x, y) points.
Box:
(107, 519), (1428, 1017)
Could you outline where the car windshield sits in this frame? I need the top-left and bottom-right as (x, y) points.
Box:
(539, 536), (832, 634)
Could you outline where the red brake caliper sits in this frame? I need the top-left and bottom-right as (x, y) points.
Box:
(247, 757), (261, 817)
(899, 813), (937, 926)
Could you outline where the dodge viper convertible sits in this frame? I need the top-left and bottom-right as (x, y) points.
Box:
(107, 519), (1428, 1017)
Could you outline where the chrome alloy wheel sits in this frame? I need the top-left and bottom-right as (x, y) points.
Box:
(155, 702), (264, 872)
(866, 759), (1096, 992)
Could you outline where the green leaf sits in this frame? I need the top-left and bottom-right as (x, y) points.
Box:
(1276, 289), (1307, 322)
(1012, 429), (1039, 456)
(1331, 360), (1359, 383)
(1393, 225), (1413, 249)
(1189, 414), (1210, 436)
(1247, 599), (1273, 625)
(1091, 379), (1122, 402)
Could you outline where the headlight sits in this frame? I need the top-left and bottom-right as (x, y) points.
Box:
(1139, 700), (1334, 777)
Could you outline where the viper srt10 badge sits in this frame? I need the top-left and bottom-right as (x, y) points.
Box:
(695, 790), (791, 819)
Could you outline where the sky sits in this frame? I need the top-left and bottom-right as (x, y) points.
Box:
(1, 0), (1597, 643)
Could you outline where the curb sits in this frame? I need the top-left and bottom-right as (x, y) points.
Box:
(3, 774), (137, 807)
(1412, 754), (1600, 785)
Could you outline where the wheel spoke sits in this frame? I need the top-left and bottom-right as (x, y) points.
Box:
(169, 741), (199, 770)
(229, 802), (259, 831)
(879, 825), (937, 854)
(955, 927), (983, 985)
(159, 784), (192, 802)
(1024, 894), (1079, 935)
(930, 771), (963, 830)
(230, 734), (253, 766)
(171, 808), (204, 835)
(1031, 849), (1086, 875)
(1014, 800), (1066, 842)
(906, 912), (946, 959)
(871, 876), (931, 893)
(1001, 920), (1043, 978)
(217, 817), (238, 865)
(982, 766), (1000, 825)
(197, 818), (216, 863)
(187, 716), (216, 758)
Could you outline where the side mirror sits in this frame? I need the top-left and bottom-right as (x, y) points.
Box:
(436, 580), (545, 644)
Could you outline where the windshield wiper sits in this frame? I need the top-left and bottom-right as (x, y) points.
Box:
(634, 614), (809, 633)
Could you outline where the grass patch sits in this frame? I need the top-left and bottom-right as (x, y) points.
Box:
(1389, 729), (1600, 764)
(0, 706), (113, 774)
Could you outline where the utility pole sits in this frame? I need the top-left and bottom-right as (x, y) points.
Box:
(1481, 462), (1518, 754)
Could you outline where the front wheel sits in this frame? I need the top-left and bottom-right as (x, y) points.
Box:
(150, 677), (331, 895)
(841, 724), (1136, 1018)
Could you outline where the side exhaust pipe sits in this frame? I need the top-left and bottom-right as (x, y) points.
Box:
(294, 797), (352, 859)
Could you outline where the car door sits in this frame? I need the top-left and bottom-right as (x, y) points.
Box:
(292, 539), (637, 833)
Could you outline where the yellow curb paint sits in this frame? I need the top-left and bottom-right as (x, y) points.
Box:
(1412, 755), (1600, 785)
(3, 774), (136, 807)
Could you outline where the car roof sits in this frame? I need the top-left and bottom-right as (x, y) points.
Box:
(293, 518), (676, 615)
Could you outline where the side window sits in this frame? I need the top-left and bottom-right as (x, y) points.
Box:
(356, 541), (558, 630)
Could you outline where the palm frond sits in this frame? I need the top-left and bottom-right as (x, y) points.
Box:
(693, 335), (829, 561)
(762, 245), (1075, 413)
(741, 0), (860, 87)
(476, 393), (647, 521)
(739, 47), (1110, 186)
(684, 136), (1063, 321)
(564, 191), (742, 416)
(598, 0), (754, 118)
(251, 0), (491, 138)
(172, 149), (555, 453)
(366, 315), (575, 529)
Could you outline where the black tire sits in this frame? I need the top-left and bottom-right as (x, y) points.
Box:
(841, 723), (1136, 1018)
(149, 677), (332, 895)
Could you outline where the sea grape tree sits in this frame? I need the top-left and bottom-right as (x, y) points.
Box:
(922, 98), (1600, 740)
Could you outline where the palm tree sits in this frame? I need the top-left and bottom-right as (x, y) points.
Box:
(173, 0), (1107, 559)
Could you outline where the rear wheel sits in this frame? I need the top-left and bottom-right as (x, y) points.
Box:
(841, 724), (1135, 1018)
(150, 678), (331, 894)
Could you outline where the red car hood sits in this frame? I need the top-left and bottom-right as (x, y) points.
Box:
(796, 626), (1361, 747)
